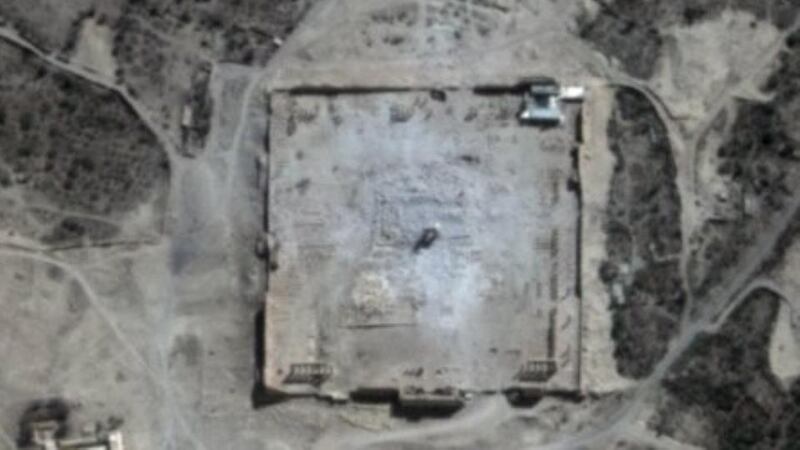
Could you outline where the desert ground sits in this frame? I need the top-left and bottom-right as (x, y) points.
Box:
(1, 1), (800, 449)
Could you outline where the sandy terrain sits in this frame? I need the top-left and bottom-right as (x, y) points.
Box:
(4, 0), (800, 449)
(71, 17), (116, 82)
(769, 299), (800, 388)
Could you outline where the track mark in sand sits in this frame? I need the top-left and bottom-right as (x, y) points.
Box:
(0, 424), (15, 448)
(0, 249), (209, 450)
(315, 396), (513, 450)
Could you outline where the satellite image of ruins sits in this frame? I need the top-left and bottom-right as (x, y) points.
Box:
(4, 0), (800, 449)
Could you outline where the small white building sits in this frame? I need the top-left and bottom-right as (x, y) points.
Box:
(22, 420), (125, 450)
(518, 77), (584, 125)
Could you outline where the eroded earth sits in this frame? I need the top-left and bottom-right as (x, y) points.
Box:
(2, 1), (800, 449)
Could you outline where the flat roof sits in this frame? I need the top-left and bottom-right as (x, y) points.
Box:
(265, 89), (582, 402)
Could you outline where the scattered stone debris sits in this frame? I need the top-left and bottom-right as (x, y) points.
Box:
(265, 89), (583, 404)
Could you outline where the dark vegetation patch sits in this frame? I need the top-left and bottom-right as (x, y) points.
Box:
(577, 0), (799, 79)
(1, 0), (314, 65)
(0, 0), (104, 53)
(118, 0), (314, 66)
(40, 217), (120, 246)
(112, 0), (312, 152)
(111, 16), (203, 146)
(2, 0), (314, 157)
(0, 41), (169, 218)
(577, 4), (664, 79)
(688, 29), (800, 303)
(602, 87), (685, 378)
(654, 288), (800, 450)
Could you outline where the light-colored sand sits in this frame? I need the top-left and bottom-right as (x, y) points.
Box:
(769, 300), (800, 388)
(764, 220), (800, 386)
(768, 240), (800, 387)
(652, 10), (781, 131)
(71, 17), (117, 82)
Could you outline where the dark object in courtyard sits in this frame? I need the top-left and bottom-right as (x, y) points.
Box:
(413, 227), (439, 253)
(430, 89), (447, 102)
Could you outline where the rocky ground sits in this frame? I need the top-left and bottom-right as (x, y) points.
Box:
(1, 1), (800, 449)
